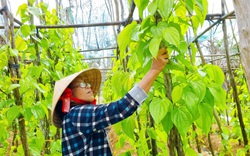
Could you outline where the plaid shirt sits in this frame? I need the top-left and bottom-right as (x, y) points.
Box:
(62, 85), (147, 156)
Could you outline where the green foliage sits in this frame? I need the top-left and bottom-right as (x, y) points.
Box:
(106, 0), (236, 155)
(0, 2), (88, 155)
(149, 97), (171, 124)
(1, 0), (246, 155)
(118, 21), (138, 59)
(157, 0), (175, 19)
(171, 106), (193, 136)
(121, 114), (136, 139)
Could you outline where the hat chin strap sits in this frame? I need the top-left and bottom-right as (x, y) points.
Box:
(60, 88), (96, 113)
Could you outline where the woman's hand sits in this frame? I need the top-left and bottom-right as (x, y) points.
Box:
(138, 47), (169, 93)
(151, 47), (169, 73)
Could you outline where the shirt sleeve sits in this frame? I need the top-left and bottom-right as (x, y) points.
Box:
(128, 84), (148, 105)
(67, 85), (148, 135)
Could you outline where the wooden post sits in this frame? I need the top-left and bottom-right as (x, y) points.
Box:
(233, 0), (250, 93)
(0, 0), (30, 155)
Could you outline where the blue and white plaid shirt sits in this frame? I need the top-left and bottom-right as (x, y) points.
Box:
(62, 85), (147, 156)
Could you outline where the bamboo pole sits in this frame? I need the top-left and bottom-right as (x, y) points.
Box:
(223, 1), (249, 148)
(79, 47), (116, 52)
(1, 1), (29, 155)
(233, 0), (250, 94)
(0, 13), (234, 30)
(191, 11), (235, 43)
(0, 21), (131, 29)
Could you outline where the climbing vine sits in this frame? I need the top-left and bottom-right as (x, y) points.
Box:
(0, 2), (88, 155)
(102, 0), (231, 155)
(0, 0), (249, 156)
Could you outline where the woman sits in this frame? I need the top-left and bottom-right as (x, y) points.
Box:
(51, 47), (169, 155)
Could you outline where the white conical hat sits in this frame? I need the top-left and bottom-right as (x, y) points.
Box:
(51, 68), (101, 128)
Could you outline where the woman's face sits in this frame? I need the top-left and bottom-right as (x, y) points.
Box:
(70, 78), (95, 102)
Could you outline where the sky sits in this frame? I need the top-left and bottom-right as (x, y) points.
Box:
(6, 0), (234, 21)
(0, 0), (237, 68)
(1, 0), (236, 45)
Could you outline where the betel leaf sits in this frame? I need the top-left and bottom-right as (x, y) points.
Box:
(185, 147), (198, 156)
(195, 102), (213, 135)
(163, 27), (180, 47)
(50, 140), (61, 154)
(19, 76), (32, 95)
(194, 0), (208, 26)
(28, 66), (44, 79)
(191, 15), (200, 35)
(165, 60), (184, 71)
(0, 120), (8, 141)
(23, 107), (33, 120)
(157, 0), (175, 19)
(39, 2), (49, 13)
(16, 3), (28, 16)
(185, 0), (194, 14)
(151, 26), (162, 37)
(140, 15), (153, 30)
(161, 112), (173, 133)
(149, 36), (162, 58)
(171, 106), (192, 136)
(150, 22), (168, 37)
(15, 36), (28, 51)
(16, 4), (29, 23)
(175, 54), (194, 71)
(40, 38), (49, 50)
(203, 88), (214, 105)
(182, 86), (200, 120)
(116, 134), (126, 149)
(149, 97), (171, 124)
(189, 80), (206, 103)
(6, 106), (20, 124)
(147, 127), (157, 139)
(134, 0), (149, 18)
(123, 72), (135, 92)
(118, 21), (137, 59)
(31, 130), (45, 151)
(172, 85), (183, 103)
(148, 1), (157, 15)
(32, 82), (46, 93)
(27, 6), (42, 18)
(179, 40), (189, 54)
(31, 104), (45, 119)
(206, 65), (225, 86)
(0, 99), (14, 109)
(175, 2), (186, 18)
(190, 42), (197, 63)
(9, 48), (19, 57)
(135, 41), (147, 66)
(28, 0), (35, 5)
(208, 85), (226, 110)
(196, 0), (204, 10)
(29, 144), (40, 156)
(0, 44), (8, 53)
(20, 24), (31, 37)
(127, 51), (141, 70)
(121, 114), (135, 139)
(6, 84), (20, 94)
(194, 4), (203, 23)
(111, 71), (126, 96)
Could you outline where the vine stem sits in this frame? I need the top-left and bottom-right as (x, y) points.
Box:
(164, 72), (185, 156)
(223, 1), (249, 151)
(1, 0), (30, 155)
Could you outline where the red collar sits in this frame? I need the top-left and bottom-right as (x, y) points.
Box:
(59, 88), (96, 113)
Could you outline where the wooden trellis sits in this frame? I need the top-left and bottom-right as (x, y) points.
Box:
(1, 0), (250, 155)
